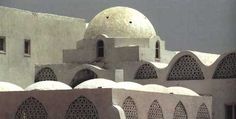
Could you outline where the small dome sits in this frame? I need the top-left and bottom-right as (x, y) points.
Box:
(142, 84), (169, 93)
(0, 82), (23, 92)
(115, 82), (143, 91)
(168, 86), (199, 96)
(25, 81), (72, 91)
(84, 6), (157, 39)
(74, 78), (117, 89)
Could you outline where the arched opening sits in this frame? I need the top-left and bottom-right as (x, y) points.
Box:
(155, 41), (160, 59)
(122, 96), (138, 119)
(134, 63), (158, 79)
(70, 69), (98, 88)
(15, 97), (48, 119)
(35, 67), (57, 82)
(65, 96), (99, 119)
(173, 101), (187, 119)
(196, 103), (210, 119)
(148, 100), (164, 119)
(213, 53), (236, 79)
(168, 55), (204, 80)
(97, 40), (104, 57)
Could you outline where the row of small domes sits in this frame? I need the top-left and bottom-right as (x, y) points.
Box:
(0, 78), (199, 96)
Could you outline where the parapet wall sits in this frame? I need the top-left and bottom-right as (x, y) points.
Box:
(0, 89), (212, 119)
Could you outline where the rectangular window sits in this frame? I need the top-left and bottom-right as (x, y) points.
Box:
(235, 105), (236, 118)
(24, 39), (31, 56)
(225, 104), (236, 119)
(0, 36), (6, 53)
(226, 105), (233, 119)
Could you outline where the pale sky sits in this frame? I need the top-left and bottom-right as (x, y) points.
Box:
(0, 0), (235, 54)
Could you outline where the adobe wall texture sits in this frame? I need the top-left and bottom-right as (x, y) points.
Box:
(0, 6), (86, 87)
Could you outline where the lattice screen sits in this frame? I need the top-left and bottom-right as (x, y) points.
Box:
(168, 55), (204, 80)
(65, 96), (99, 119)
(35, 67), (57, 82)
(213, 53), (236, 79)
(148, 100), (164, 119)
(135, 64), (158, 79)
(15, 97), (48, 119)
(173, 101), (188, 119)
(122, 96), (138, 119)
(196, 103), (210, 119)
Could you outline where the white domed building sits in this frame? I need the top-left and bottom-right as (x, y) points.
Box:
(84, 6), (157, 39)
(0, 6), (235, 119)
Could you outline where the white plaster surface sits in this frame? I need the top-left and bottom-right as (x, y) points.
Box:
(25, 81), (72, 91)
(0, 82), (23, 91)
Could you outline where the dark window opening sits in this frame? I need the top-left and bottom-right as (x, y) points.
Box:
(225, 104), (236, 119)
(24, 40), (31, 55)
(235, 106), (236, 119)
(155, 41), (160, 59)
(97, 40), (104, 57)
(70, 69), (98, 88)
(0, 36), (6, 52)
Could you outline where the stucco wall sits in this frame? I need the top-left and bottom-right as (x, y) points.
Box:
(0, 6), (86, 87)
(112, 89), (212, 119)
(0, 89), (113, 119)
(0, 88), (212, 119)
(35, 63), (113, 87)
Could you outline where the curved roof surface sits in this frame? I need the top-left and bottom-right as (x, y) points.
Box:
(74, 78), (117, 89)
(150, 62), (168, 69)
(25, 81), (72, 91)
(115, 82), (143, 91)
(190, 51), (220, 66)
(84, 6), (156, 39)
(142, 84), (169, 93)
(0, 82), (23, 92)
(168, 86), (199, 96)
(74, 79), (199, 96)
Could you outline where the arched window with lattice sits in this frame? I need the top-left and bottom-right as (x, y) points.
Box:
(148, 100), (164, 119)
(213, 53), (236, 79)
(15, 97), (48, 119)
(196, 103), (210, 119)
(168, 55), (204, 80)
(70, 69), (98, 88)
(122, 96), (138, 119)
(35, 67), (57, 82)
(173, 101), (188, 119)
(65, 96), (99, 119)
(135, 63), (158, 79)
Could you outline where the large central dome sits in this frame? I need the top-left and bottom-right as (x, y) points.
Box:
(84, 6), (157, 39)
